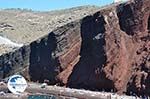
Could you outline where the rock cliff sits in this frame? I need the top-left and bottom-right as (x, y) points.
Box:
(0, 0), (149, 96)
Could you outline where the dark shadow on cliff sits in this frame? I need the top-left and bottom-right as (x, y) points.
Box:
(29, 32), (60, 84)
(116, 3), (135, 36)
(126, 74), (150, 97)
(67, 12), (114, 91)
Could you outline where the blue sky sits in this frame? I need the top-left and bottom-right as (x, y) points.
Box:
(0, 0), (113, 11)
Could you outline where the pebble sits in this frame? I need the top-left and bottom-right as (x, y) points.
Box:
(0, 91), (6, 95)
(40, 83), (47, 88)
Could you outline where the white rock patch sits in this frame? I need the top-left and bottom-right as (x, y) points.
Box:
(0, 36), (23, 47)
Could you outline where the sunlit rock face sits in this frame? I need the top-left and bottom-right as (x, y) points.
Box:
(0, 0), (149, 96)
(29, 0), (150, 96)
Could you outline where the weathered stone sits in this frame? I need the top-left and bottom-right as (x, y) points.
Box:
(0, 0), (149, 96)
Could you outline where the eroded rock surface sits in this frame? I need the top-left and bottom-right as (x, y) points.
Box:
(0, 0), (149, 96)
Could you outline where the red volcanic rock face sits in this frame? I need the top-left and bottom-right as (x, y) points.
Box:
(114, 0), (150, 95)
(57, 0), (150, 95)
(28, 0), (149, 96)
(0, 0), (149, 96)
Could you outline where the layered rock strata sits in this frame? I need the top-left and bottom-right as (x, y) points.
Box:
(0, 0), (149, 96)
